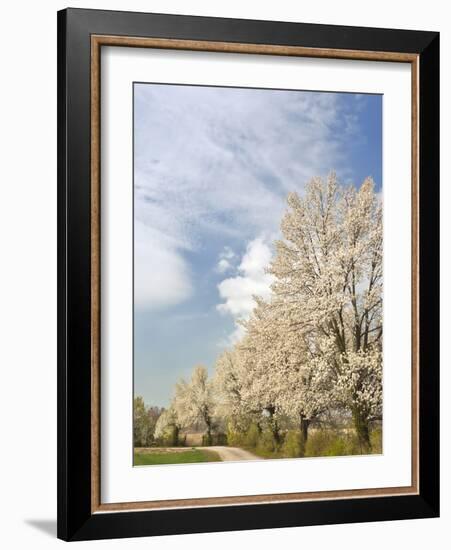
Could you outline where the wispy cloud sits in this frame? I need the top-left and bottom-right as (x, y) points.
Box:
(134, 84), (364, 310)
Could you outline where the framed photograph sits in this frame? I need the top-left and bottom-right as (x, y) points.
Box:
(57, 8), (439, 541)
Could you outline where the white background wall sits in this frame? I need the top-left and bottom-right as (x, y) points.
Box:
(0, 0), (448, 547)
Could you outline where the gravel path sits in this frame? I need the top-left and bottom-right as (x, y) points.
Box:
(206, 446), (260, 461)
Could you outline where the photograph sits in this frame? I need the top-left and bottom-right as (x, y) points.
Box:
(133, 82), (383, 466)
(53, 5), (440, 542)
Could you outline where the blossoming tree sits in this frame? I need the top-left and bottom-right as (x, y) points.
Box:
(172, 365), (216, 445)
(268, 173), (382, 450)
(153, 407), (181, 446)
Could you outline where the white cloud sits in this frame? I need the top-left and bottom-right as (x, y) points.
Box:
(221, 246), (235, 260)
(216, 258), (232, 273)
(134, 221), (192, 310)
(217, 236), (273, 320)
(216, 246), (236, 273)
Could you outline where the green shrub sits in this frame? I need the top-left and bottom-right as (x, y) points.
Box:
(324, 435), (350, 456)
(281, 430), (302, 458)
(256, 430), (277, 454)
(305, 430), (331, 457)
(157, 425), (180, 447)
(227, 422), (261, 448)
(226, 423), (245, 447)
(370, 427), (382, 453)
(304, 428), (383, 457)
(244, 423), (261, 448)
(304, 429), (356, 457)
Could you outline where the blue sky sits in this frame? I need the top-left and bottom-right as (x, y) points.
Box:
(133, 83), (382, 407)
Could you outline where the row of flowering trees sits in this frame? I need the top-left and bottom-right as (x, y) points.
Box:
(151, 173), (383, 456)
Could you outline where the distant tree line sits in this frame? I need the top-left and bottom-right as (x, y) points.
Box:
(133, 397), (164, 448)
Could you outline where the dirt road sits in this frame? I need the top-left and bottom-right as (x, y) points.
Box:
(206, 446), (260, 461)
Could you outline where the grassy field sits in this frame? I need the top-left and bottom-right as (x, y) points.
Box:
(134, 448), (222, 466)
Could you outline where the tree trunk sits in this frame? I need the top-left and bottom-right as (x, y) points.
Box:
(204, 419), (212, 446)
(272, 421), (281, 448)
(299, 415), (310, 457)
(267, 406), (281, 449)
(173, 425), (180, 447)
(352, 408), (371, 452)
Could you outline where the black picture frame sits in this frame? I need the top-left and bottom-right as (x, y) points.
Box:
(57, 7), (439, 542)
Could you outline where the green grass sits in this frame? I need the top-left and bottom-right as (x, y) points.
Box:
(134, 448), (222, 466)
